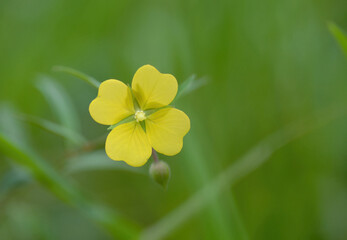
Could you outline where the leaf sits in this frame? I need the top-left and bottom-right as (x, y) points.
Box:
(175, 75), (208, 101)
(20, 114), (87, 146)
(328, 22), (347, 58)
(66, 150), (146, 175)
(0, 103), (30, 149)
(0, 133), (140, 239)
(53, 65), (100, 89)
(36, 75), (81, 147)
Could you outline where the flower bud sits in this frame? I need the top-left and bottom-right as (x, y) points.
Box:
(149, 160), (171, 189)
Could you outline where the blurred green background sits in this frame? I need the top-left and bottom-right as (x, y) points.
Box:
(1, 0), (347, 239)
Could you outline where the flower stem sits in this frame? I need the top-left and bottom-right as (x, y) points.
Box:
(152, 149), (159, 163)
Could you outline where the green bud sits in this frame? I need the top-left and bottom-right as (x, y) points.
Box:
(149, 160), (171, 189)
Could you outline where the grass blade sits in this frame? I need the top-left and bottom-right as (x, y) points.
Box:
(0, 103), (30, 149)
(36, 76), (81, 147)
(19, 114), (87, 146)
(328, 22), (347, 58)
(182, 130), (248, 240)
(53, 65), (100, 89)
(174, 75), (208, 102)
(0, 133), (140, 240)
(140, 106), (345, 240)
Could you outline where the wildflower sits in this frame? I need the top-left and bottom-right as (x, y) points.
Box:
(89, 65), (190, 167)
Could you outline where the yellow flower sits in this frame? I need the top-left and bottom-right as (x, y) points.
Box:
(89, 65), (190, 167)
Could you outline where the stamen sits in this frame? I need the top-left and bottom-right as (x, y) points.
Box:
(135, 110), (146, 122)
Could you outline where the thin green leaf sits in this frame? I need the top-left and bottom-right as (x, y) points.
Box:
(140, 106), (345, 240)
(0, 103), (30, 149)
(182, 129), (248, 240)
(19, 114), (87, 146)
(53, 65), (100, 89)
(175, 75), (208, 101)
(66, 150), (146, 175)
(0, 133), (140, 239)
(328, 22), (347, 58)
(36, 75), (81, 147)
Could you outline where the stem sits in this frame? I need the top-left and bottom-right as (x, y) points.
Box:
(152, 149), (159, 163)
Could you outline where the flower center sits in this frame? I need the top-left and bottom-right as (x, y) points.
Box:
(135, 110), (146, 122)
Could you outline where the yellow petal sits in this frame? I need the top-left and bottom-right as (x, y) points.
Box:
(89, 80), (134, 125)
(131, 65), (178, 110)
(146, 108), (190, 156)
(105, 121), (152, 167)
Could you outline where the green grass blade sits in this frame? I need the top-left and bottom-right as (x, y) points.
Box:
(0, 104), (30, 149)
(140, 107), (345, 240)
(19, 114), (87, 146)
(328, 22), (347, 58)
(174, 75), (208, 103)
(182, 130), (248, 240)
(66, 150), (146, 175)
(36, 76), (82, 147)
(53, 65), (100, 89)
(0, 133), (140, 240)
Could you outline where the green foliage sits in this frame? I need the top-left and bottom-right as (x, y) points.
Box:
(0, 203), (53, 239)
(0, 133), (140, 239)
(36, 76), (82, 147)
(140, 106), (344, 240)
(0, 168), (31, 202)
(53, 66), (100, 89)
(1, 0), (347, 239)
(175, 75), (208, 101)
(20, 114), (87, 146)
(0, 104), (29, 148)
(328, 22), (347, 58)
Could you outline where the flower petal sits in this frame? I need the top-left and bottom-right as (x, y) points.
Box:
(105, 121), (152, 167)
(89, 80), (134, 125)
(146, 108), (190, 156)
(131, 65), (178, 110)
